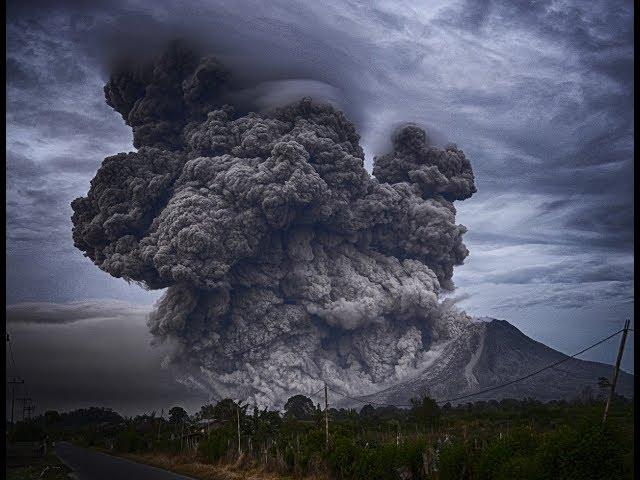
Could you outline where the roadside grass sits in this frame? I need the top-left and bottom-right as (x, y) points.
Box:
(6, 451), (72, 480)
(118, 451), (326, 480)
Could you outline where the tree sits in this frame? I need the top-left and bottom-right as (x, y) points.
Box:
(248, 406), (281, 440)
(360, 404), (375, 418)
(576, 386), (595, 404)
(284, 395), (315, 420)
(410, 395), (440, 429)
(199, 403), (216, 419)
(10, 421), (45, 442)
(598, 376), (611, 391)
(168, 406), (189, 424)
(211, 399), (244, 422)
(44, 410), (61, 426)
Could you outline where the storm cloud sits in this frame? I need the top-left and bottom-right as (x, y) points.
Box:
(6, 0), (634, 413)
(70, 43), (477, 406)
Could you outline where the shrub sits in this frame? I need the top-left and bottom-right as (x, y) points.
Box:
(327, 437), (360, 479)
(438, 441), (469, 480)
(327, 436), (427, 480)
(537, 423), (625, 480)
(198, 428), (232, 462)
(473, 427), (536, 480)
(494, 455), (544, 480)
(114, 429), (145, 452)
(9, 421), (45, 442)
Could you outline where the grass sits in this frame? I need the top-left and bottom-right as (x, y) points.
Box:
(6, 451), (72, 480)
(117, 451), (327, 480)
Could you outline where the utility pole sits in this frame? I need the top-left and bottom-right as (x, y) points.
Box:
(25, 401), (35, 420)
(602, 319), (631, 424)
(17, 397), (32, 421)
(180, 419), (185, 452)
(324, 382), (329, 449)
(236, 403), (242, 456)
(157, 408), (163, 441)
(8, 377), (24, 431)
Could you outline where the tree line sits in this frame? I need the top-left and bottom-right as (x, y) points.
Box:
(7, 392), (634, 480)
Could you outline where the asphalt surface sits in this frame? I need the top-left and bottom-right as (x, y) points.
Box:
(55, 442), (196, 480)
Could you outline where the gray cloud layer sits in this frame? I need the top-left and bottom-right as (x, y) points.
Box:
(6, 1), (633, 304)
(6, 300), (151, 324)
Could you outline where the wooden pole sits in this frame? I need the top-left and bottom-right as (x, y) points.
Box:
(8, 378), (24, 432)
(324, 382), (329, 449)
(157, 408), (163, 441)
(602, 319), (630, 423)
(237, 404), (242, 456)
(180, 420), (185, 452)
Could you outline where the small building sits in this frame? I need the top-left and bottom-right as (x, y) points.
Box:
(195, 418), (223, 435)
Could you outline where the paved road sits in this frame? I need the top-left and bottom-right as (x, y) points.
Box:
(55, 442), (195, 480)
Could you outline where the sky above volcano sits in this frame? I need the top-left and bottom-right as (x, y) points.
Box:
(6, 0), (634, 416)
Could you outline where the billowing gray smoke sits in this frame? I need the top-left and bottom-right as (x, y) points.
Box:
(71, 42), (477, 407)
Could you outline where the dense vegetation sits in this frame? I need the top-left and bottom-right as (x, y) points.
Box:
(9, 393), (634, 480)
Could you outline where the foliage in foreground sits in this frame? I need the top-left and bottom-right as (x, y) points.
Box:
(10, 395), (634, 479)
(438, 422), (631, 480)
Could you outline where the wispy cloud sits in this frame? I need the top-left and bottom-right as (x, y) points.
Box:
(6, 300), (152, 324)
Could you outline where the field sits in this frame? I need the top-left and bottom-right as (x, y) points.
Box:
(6, 395), (634, 480)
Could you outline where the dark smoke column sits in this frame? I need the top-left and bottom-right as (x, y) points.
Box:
(71, 42), (476, 407)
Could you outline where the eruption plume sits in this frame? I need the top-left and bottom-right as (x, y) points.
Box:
(71, 41), (477, 406)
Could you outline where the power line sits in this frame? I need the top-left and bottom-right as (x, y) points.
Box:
(310, 386), (325, 398)
(328, 386), (411, 407)
(7, 324), (628, 422)
(327, 328), (626, 408)
(210, 328), (627, 412)
(436, 328), (624, 405)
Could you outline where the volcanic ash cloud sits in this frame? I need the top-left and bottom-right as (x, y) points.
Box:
(71, 42), (477, 407)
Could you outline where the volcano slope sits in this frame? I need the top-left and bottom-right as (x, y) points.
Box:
(346, 318), (634, 407)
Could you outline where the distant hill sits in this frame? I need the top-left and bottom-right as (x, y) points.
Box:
(338, 318), (633, 407)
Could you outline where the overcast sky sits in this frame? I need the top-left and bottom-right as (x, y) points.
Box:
(6, 0), (634, 416)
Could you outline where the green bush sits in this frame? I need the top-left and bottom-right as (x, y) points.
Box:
(438, 442), (469, 480)
(473, 438), (512, 480)
(494, 455), (544, 480)
(537, 423), (625, 480)
(198, 428), (232, 462)
(327, 437), (360, 479)
(473, 427), (535, 480)
(114, 429), (145, 453)
(9, 421), (45, 442)
(439, 422), (630, 480)
(327, 436), (427, 480)
(294, 429), (325, 473)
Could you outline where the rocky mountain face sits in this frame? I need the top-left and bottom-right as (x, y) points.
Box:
(338, 318), (634, 407)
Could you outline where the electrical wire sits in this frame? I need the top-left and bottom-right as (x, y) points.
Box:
(326, 328), (626, 407)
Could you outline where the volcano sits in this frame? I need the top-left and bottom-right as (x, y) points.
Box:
(338, 318), (634, 407)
